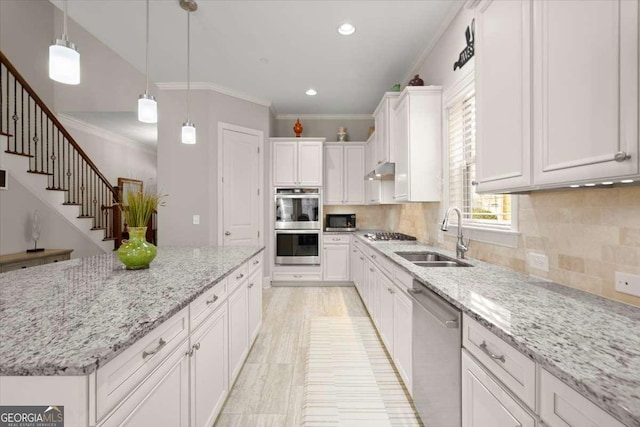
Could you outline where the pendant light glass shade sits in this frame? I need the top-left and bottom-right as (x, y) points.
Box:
(181, 122), (196, 144)
(138, 94), (157, 123)
(49, 1), (80, 85)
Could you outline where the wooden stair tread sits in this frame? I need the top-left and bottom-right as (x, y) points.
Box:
(77, 215), (95, 219)
(91, 227), (106, 230)
(5, 150), (34, 158)
(27, 170), (54, 176)
(62, 202), (82, 206)
(46, 187), (68, 192)
(0, 131), (13, 137)
(103, 237), (117, 241)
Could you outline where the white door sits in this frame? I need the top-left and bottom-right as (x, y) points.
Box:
(297, 140), (323, 186)
(323, 244), (350, 281)
(228, 285), (249, 385)
(462, 351), (535, 427)
(247, 266), (263, 344)
(533, 0), (638, 185)
(190, 305), (228, 427)
(324, 145), (344, 204)
(220, 123), (263, 246)
(273, 141), (297, 186)
(344, 145), (365, 204)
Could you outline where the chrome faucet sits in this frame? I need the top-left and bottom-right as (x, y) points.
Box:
(440, 207), (470, 259)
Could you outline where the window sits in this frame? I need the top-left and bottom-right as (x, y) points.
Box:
(446, 75), (516, 240)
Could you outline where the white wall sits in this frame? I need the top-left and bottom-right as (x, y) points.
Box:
(0, 177), (106, 257)
(157, 88), (270, 251)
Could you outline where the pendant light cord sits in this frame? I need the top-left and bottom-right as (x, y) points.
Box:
(145, 0), (150, 95)
(186, 10), (191, 121)
(63, 0), (68, 37)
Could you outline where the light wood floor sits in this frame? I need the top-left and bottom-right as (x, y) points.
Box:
(214, 286), (379, 426)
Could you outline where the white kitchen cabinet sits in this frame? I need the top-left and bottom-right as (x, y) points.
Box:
(540, 369), (625, 427)
(392, 86), (442, 202)
(99, 342), (190, 427)
(247, 265), (263, 344)
(271, 138), (324, 187)
(462, 350), (536, 427)
(475, 0), (532, 193)
(324, 143), (365, 205)
(323, 235), (350, 281)
(532, 0), (639, 186)
(228, 282), (249, 385)
(365, 133), (396, 205)
(392, 284), (412, 394)
(373, 92), (401, 165)
(190, 305), (228, 427)
(377, 269), (395, 354)
(350, 243), (362, 291)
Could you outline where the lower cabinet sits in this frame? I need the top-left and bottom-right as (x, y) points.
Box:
(100, 342), (190, 427)
(228, 283), (249, 385)
(377, 270), (395, 353)
(462, 350), (535, 427)
(248, 266), (263, 344)
(190, 305), (228, 427)
(323, 236), (350, 281)
(392, 286), (412, 393)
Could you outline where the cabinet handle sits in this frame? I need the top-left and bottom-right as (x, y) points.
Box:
(193, 342), (201, 351)
(352, 250), (357, 253)
(614, 151), (631, 162)
(471, 180), (478, 186)
(236, 273), (244, 280)
(479, 341), (506, 363)
(371, 254), (376, 259)
(332, 238), (341, 241)
(360, 257), (364, 260)
(248, 283), (254, 289)
(142, 338), (167, 360)
(253, 260), (259, 265)
(206, 294), (219, 305)
(369, 268), (374, 272)
(388, 287), (395, 294)
(225, 231), (231, 236)
(293, 274), (303, 278)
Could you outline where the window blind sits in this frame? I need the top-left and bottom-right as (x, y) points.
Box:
(448, 89), (511, 226)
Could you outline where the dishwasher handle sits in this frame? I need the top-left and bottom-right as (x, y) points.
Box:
(407, 282), (460, 329)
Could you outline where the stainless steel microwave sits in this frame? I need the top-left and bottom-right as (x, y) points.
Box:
(325, 214), (356, 232)
(275, 188), (321, 230)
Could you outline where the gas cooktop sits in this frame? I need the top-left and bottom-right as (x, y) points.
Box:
(363, 232), (417, 242)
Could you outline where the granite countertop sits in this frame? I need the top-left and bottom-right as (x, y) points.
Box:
(0, 246), (264, 377)
(356, 235), (640, 427)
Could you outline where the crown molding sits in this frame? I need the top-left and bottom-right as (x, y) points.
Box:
(275, 114), (373, 121)
(403, 0), (466, 86)
(156, 82), (272, 108)
(57, 113), (157, 153)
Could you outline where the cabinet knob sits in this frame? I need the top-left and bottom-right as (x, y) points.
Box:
(614, 151), (631, 162)
(225, 231), (231, 236)
(206, 294), (219, 305)
(293, 274), (302, 278)
(471, 180), (478, 186)
(236, 273), (244, 280)
(248, 283), (254, 289)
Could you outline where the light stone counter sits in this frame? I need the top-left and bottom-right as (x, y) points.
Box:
(0, 246), (264, 377)
(356, 235), (640, 427)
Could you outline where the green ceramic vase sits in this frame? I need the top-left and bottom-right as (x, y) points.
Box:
(117, 226), (157, 270)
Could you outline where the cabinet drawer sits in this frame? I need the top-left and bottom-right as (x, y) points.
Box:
(1, 259), (42, 272)
(463, 314), (536, 409)
(248, 252), (263, 274)
(272, 271), (322, 281)
(96, 307), (189, 421)
(368, 250), (393, 278)
(228, 264), (248, 294)
(323, 235), (350, 244)
(393, 266), (413, 290)
(540, 369), (624, 427)
(43, 253), (71, 264)
(190, 278), (227, 331)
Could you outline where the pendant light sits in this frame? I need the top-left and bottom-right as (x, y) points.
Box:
(138, 0), (157, 123)
(49, 0), (80, 85)
(181, 0), (197, 144)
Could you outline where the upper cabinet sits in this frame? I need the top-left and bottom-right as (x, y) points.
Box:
(373, 92), (401, 165)
(475, 0), (532, 193)
(392, 86), (443, 202)
(271, 138), (324, 187)
(532, 0), (638, 186)
(475, 0), (639, 193)
(324, 142), (365, 205)
(365, 133), (396, 205)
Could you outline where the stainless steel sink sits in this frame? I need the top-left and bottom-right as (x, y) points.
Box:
(395, 251), (472, 267)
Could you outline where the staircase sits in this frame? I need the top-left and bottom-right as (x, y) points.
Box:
(0, 51), (120, 252)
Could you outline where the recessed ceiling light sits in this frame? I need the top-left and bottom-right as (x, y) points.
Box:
(621, 179), (634, 183)
(570, 185), (580, 188)
(306, 88), (317, 96)
(338, 23), (355, 36)
(602, 181), (613, 185)
(584, 183), (596, 187)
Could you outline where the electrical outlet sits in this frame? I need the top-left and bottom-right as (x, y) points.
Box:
(528, 252), (549, 272)
(193, 214), (200, 225)
(615, 272), (640, 297)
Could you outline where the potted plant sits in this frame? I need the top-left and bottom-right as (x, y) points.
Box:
(117, 190), (166, 270)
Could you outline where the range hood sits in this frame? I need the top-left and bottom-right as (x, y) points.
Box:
(365, 162), (395, 181)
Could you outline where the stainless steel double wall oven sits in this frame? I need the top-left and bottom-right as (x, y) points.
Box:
(274, 188), (321, 265)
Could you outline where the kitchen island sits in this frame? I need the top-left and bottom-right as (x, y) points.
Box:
(0, 245), (264, 427)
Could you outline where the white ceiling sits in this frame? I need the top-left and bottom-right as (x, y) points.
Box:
(54, 0), (462, 116)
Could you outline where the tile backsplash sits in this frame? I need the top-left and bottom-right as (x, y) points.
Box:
(327, 185), (640, 307)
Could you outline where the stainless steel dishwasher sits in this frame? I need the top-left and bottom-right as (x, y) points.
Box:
(406, 279), (461, 427)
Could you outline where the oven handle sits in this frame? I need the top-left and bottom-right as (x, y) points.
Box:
(275, 229), (320, 234)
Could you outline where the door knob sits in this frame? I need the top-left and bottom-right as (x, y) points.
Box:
(225, 231), (231, 236)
